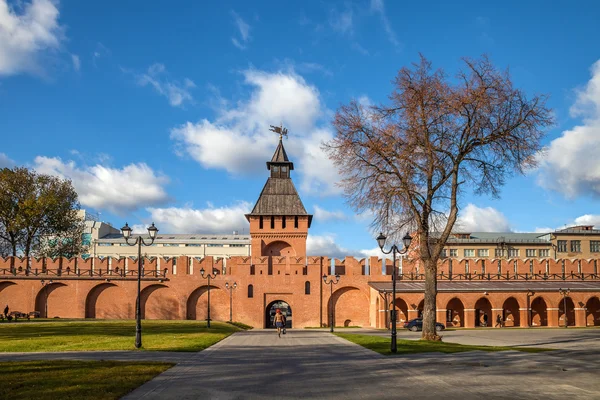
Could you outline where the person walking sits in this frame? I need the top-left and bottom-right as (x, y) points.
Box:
(273, 309), (285, 337)
(482, 313), (488, 327)
(495, 314), (502, 328)
(3, 305), (8, 318)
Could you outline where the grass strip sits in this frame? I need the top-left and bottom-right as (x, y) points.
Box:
(336, 333), (553, 355)
(0, 360), (173, 400)
(0, 320), (241, 352)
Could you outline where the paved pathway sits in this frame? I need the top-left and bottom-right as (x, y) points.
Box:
(120, 329), (600, 400)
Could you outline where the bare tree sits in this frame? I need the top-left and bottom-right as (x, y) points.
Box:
(324, 55), (553, 340)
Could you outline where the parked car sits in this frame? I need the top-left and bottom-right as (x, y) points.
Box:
(403, 318), (445, 332)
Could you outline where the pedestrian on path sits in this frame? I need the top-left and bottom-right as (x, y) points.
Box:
(495, 314), (503, 328)
(273, 309), (285, 337)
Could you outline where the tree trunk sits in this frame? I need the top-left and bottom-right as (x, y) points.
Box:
(422, 257), (440, 340)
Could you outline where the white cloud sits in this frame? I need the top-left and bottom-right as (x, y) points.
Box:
(537, 60), (600, 198)
(313, 205), (346, 221)
(135, 63), (195, 107)
(170, 68), (342, 195)
(231, 11), (250, 50)
(573, 214), (600, 228)
(145, 202), (252, 234)
(455, 204), (511, 232)
(370, 0), (401, 49)
(33, 156), (170, 214)
(0, 152), (15, 168)
(307, 234), (384, 259)
(0, 0), (64, 76)
(71, 54), (80, 72)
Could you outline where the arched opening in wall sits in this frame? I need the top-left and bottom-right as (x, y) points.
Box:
(0, 282), (17, 316)
(265, 300), (291, 329)
(85, 283), (117, 318)
(446, 298), (465, 327)
(35, 282), (67, 318)
(474, 297), (492, 327)
(328, 287), (369, 328)
(502, 297), (520, 327)
(558, 296), (575, 327)
(263, 241), (296, 257)
(186, 285), (225, 322)
(392, 298), (409, 324)
(585, 297), (600, 326)
(531, 297), (548, 326)
(417, 300), (424, 318)
(140, 284), (171, 320)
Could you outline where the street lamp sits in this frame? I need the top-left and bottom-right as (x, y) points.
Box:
(225, 282), (237, 322)
(526, 290), (535, 327)
(200, 267), (218, 328)
(40, 279), (53, 318)
(558, 288), (570, 328)
(376, 231), (412, 353)
(322, 274), (340, 332)
(121, 222), (159, 349)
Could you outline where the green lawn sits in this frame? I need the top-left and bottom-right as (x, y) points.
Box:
(0, 320), (244, 352)
(336, 333), (553, 355)
(1, 360), (173, 400)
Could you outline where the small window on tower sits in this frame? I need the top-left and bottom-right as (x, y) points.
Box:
(282, 216), (286, 229)
(271, 216), (275, 229)
(281, 166), (288, 177)
(272, 165), (280, 178)
(294, 216), (298, 229)
(259, 216), (263, 229)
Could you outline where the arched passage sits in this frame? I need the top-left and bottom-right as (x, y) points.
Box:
(140, 284), (180, 320)
(474, 297), (492, 327)
(35, 282), (67, 318)
(328, 287), (369, 327)
(531, 297), (548, 326)
(417, 300), (424, 318)
(266, 300), (291, 328)
(585, 297), (600, 326)
(392, 297), (409, 323)
(85, 283), (117, 318)
(446, 298), (465, 327)
(186, 285), (227, 322)
(263, 241), (296, 257)
(502, 297), (520, 327)
(558, 296), (575, 327)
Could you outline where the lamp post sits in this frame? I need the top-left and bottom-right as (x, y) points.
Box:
(121, 222), (159, 349)
(526, 290), (535, 327)
(225, 282), (237, 322)
(558, 288), (570, 328)
(322, 274), (340, 332)
(376, 232), (412, 353)
(200, 267), (218, 328)
(40, 279), (53, 318)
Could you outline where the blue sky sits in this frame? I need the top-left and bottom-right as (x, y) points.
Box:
(1, 0), (600, 258)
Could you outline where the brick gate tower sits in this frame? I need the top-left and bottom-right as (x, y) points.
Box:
(245, 129), (312, 258)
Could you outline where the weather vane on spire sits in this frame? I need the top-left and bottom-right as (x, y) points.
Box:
(269, 123), (288, 140)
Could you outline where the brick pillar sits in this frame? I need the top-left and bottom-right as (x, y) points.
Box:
(519, 308), (530, 327)
(491, 308), (503, 328)
(408, 309), (419, 320)
(464, 309), (476, 328)
(436, 309), (446, 325)
(547, 308), (559, 327)
(575, 308), (587, 327)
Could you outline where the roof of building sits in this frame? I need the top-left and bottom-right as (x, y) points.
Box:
(444, 232), (549, 244)
(97, 233), (250, 244)
(554, 225), (600, 235)
(267, 139), (294, 170)
(247, 137), (312, 226)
